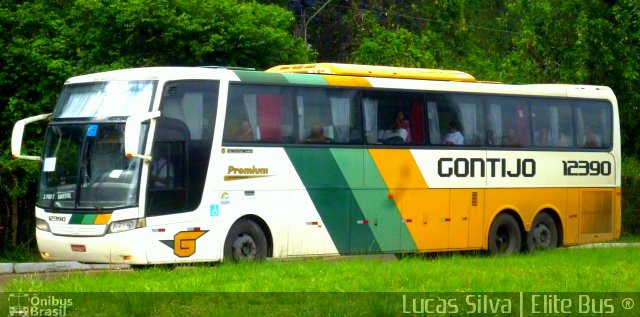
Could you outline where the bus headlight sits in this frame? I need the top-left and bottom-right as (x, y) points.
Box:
(35, 218), (50, 232)
(109, 218), (146, 233)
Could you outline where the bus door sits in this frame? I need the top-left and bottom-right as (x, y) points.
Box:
(144, 80), (219, 262)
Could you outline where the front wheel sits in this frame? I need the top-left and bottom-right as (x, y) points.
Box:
(526, 213), (558, 252)
(488, 213), (522, 255)
(223, 219), (268, 262)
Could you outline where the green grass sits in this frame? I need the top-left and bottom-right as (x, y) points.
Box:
(2, 248), (638, 316)
(5, 247), (639, 293)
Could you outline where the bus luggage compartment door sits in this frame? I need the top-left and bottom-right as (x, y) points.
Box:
(578, 188), (614, 243)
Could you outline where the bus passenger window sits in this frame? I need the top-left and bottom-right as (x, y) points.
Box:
(531, 100), (572, 148)
(223, 85), (295, 144)
(486, 97), (530, 147)
(576, 100), (611, 149)
(295, 88), (359, 144)
(363, 90), (422, 145)
(427, 94), (484, 146)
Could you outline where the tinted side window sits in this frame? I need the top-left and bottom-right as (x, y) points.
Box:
(223, 85), (361, 145)
(575, 100), (612, 149)
(223, 85), (294, 143)
(426, 94), (484, 146)
(362, 90), (424, 145)
(296, 88), (361, 144)
(531, 99), (573, 147)
(486, 97), (531, 147)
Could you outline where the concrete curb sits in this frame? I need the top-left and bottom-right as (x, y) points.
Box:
(0, 262), (130, 274)
(0, 263), (13, 274)
(568, 242), (640, 249)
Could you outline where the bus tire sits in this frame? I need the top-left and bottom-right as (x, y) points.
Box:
(488, 213), (522, 255)
(223, 219), (268, 262)
(526, 213), (558, 252)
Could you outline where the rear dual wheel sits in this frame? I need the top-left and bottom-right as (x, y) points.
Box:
(488, 212), (559, 255)
(526, 213), (558, 252)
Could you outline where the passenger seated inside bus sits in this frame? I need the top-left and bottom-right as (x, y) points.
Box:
(306, 124), (332, 143)
(502, 128), (520, 146)
(534, 125), (552, 146)
(232, 120), (254, 141)
(443, 122), (464, 145)
(379, 122), (408, 145)
(584, 126), (601, 148)
(395, 111), (412, 143)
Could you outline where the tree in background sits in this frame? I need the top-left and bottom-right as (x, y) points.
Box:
(0, 0), (313, 255)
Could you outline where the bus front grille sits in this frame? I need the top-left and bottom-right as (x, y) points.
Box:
(50, 224), (107, 236)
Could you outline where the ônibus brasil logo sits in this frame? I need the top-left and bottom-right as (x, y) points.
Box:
(8, 293), (73, 316)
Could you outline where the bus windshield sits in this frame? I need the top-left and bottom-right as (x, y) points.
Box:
(37, 123), (147, 211)
(53, 81), (156, 119)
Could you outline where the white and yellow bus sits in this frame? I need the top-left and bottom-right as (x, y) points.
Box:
(11, 63), (621, 264)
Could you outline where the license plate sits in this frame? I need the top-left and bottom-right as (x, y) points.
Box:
(71, 244), (86, 252)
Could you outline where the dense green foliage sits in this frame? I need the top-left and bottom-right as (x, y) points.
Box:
(1, 0), (639, 254)
(622, 157), (640, 235)
(0, 0), (312, 253)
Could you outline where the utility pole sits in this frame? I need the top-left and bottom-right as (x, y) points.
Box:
(303, 0), (332, 45)
(288, 0), (332, 45)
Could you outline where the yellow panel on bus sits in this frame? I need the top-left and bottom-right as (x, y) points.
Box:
(266, 63), (477, 82)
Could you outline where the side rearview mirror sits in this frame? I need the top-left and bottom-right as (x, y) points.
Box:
(124, 111), (161, 161)
(11, 113), (52, 161)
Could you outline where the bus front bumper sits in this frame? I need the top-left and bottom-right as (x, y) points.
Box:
(36, 229), (149, 265)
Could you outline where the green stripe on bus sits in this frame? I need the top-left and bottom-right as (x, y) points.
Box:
(81, 214), (97, 224)
(281, 73), (329, 86)
(285, 148), (381, 254)
(233, 70), (289, 85)
(69, 214), (84, 224)
(331, 149), (417, 252)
